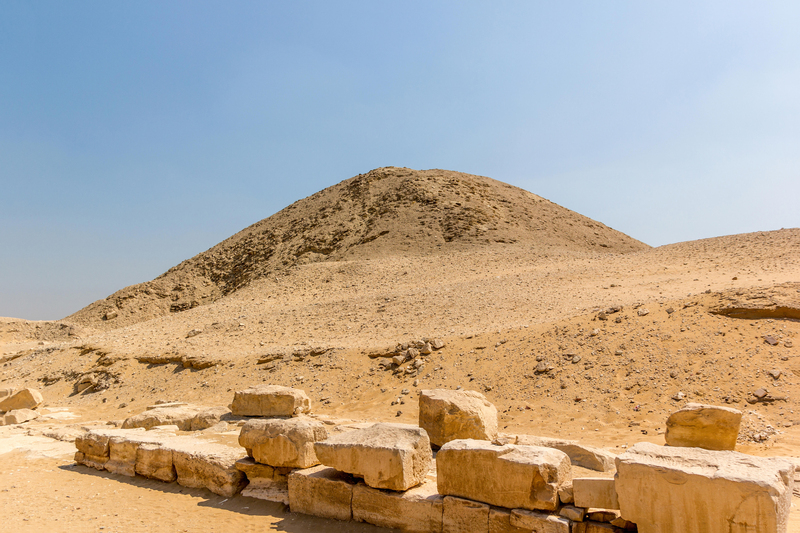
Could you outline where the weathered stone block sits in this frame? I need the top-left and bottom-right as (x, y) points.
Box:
(136, 442), (177, 482)
(2, 408), (39, 425)
(170, 439), (247, 497)
(615, 441), (794, 533)
(419, 389), (498, 447)
(74, 451), (108, 470)
(314, 422), (432, 491)
(559, 505), (586, 522)
(442, 496), (489, 533)
(510, 509), (571, 533)
(437, 439), (570, 511)
(288, 465), (355, 522)
(488, 508), (529, 533)
(230, 385), (310, 417)
(0, 387), (43, 412)
(516, 435), (616, 472)
(121, 405), (230, 431)
(353, 478), (443, 533)
(235, 457), (292, 504)
(665, 403), (742, 451)
(239, 417), (327, 468)
(107, 433), (167, 477)
(573, 478), (619, 510)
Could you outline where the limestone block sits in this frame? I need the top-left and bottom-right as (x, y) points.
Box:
(442, 496), (489, 533)
(74, 451), (108, 470)
(239, 417), (327, 468)
(615, 441), (794, 533)
(419, 389), (498, 447)
(0, 387), (43, 412)
(3, 408), (39, 425)
(586, 510), (619, 523)
(122, 405), (229, 431)
(516, 435), (616, 472)
(573, 478), (619, 510)
(559, 505), (586, 522)
(510, 509), (570, 533)
(288, 465), (355, 522)
(314, 422), (432, 491)
(136, 442), (177, 482)
(558, 482), (574, 504)
(352, 479), (444, 533)
(107, 433), (167, 477)
(169, 439), (247, 497)
(665, 403), (742, 451)
(488, 508), (530, 533)
(75, 428), (140, 458)
(230, 385), (310, 417)
(437, 439), (570, 511)
(235, 458), (291, 503)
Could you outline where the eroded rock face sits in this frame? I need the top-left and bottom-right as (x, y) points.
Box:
(230, 385), (311, 417)
(418, 389), (498, 447)
(615, 442), (794, 533)
(515, 435), (616, 472)
(0, 388), (43, 412)
(665, 403), (742, 451)
(238, 417), (327, 468)
(314, 423), (432, 491)
(437, 439), (571, 511)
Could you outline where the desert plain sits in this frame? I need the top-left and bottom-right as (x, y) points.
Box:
(2, 167), (799, 531)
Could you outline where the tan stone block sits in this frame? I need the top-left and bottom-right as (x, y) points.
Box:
(573, 478), (619, 510)
(437, 439), (570, 511)
(288, 465), (355, 522)
(516, 435), (616, 472)
(75, 428), (139, 458)
(230, 385), (310, 417)
(314, 422), (432, 491)
(559, 505), (586, 522)
(169, 439), (247, 497)
(235, 457), (290, 504)
(353, 478), (443, 533)
(442, 496), (489, 533)
(558, 482), (574, 505)
(572, 522), (617, 533)
(239, 417), (327, 468)
(586, 509), (619, 522)
(665, 403), (742, 451)
(510, 509), (570, 533)
(107, 433), (166, 477)
(135, 442), (176, 482)
(616, 442), (794, 533)
(419, 389), (498, 447)
(75, 451), (108, 471)
(2, 408), (39, 425)
(0, 388), (43, 412)
(488, 508), (529, 533)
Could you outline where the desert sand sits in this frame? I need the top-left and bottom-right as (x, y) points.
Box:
(2, 167), (799, 531)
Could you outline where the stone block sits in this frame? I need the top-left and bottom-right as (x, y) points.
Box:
(559, 505), (586, 522)
(74, 451), (108, 471)
(121, 405), (230, 431)
(419, 389), (498, 447)
(107, 433), (167, 477)
(558, 482), (574, 504)
(169, 439), (247, 497)
(488, 508), (529, 533)
(353, 478), (443, 533)
(314, 422), (432, 491)
(615, 441), (794, 533)
(75, 428), (140, 458)
(665, 403), (742, 451)
(230, 385), (310, 417)
(572, 523), (617, 533)
(136, 442), (177, 482)
(235, 457), (292, 504)
(2, 408), (39, 425)
(573, 478), (619, 510)
(0, 388), (43, 412)
(239, 417), (327, 468)
(288, 465), (355, 522)
(516, 435), (616, 472)
(510, 509), (570, 533)
(442, 496), (489, 533)
(437, 439), (570, 511)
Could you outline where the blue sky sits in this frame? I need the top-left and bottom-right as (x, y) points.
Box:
(1, 1), (799, 320)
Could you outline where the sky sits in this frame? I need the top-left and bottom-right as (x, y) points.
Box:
(1, 1), (799, 321)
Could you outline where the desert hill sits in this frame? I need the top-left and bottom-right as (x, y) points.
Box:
(65, 167), (648, 330)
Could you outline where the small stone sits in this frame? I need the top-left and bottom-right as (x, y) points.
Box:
(753, 388), (768, 399)
(572, 355), (582, 364)
(401, 389), (410, 395)
(670, 370), (678, 378)
(590, 328), (600, 337)
(666, 307), (675, 314)
(186, 329), (202, 338)
(764, 335), (779, 346)
(637, 308), (649, 316)
(672, 392), (685, 401)
(769, 370), (782, 380)
(785, 340), (793, 348)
